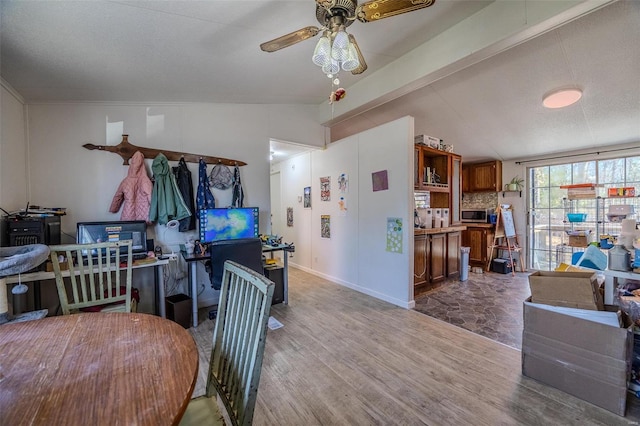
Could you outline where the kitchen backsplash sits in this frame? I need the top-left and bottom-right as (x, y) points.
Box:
(414, 191), (498, 209)
(462, 192), (499, 209)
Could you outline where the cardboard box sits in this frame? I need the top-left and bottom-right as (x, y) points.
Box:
(522, 298), (633, 416)
(528, 271), (604, 310)
(414, 134), (441, 149)
(568, 235), (589, 247)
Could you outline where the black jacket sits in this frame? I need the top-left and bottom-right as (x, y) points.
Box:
(172, 158), (196, 231)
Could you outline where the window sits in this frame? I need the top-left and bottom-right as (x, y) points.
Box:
(528, 155), (640, 270)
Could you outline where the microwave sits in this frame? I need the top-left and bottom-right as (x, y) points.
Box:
(461, 208), (494, 223)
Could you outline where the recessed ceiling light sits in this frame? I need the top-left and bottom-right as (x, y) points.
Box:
(542, 88), (583, 109)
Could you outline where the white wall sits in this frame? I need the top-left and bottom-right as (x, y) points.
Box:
(0, 82), (28, 213)
(356, 118), (414, 306)
(21, 102), (324, 311)
(277, 117), (414, 308)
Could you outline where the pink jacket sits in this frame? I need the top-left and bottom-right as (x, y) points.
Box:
(109, 151), (153, 222)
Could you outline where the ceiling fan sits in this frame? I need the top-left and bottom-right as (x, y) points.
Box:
(260, 0), (437, 76)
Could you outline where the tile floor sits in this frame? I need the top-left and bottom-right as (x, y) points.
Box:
(413, 270), (531, 349)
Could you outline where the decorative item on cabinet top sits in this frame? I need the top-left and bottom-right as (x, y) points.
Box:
(83, 134), (247, 166)
(415, 134), (454, 153)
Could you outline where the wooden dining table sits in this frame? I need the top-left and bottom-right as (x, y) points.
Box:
(0, 312), (198, 425)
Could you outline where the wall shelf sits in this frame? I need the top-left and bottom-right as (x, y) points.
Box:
(501, 190), (522, 197)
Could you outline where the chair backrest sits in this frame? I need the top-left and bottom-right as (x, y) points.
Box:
(49, 241), (133, 315)
(209, 237), (264, 290)
(207, 260), (274, 426)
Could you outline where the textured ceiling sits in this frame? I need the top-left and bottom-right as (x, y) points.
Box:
(330, 0), (640, 162)
(0, 0), (489, 104)
(1, 1), (638, 163)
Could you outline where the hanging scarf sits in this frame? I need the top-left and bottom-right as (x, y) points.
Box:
(231, 165), (244, 208)
(196, 159), (216, 211)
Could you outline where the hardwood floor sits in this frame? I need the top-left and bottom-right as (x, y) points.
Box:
(189, 267), (637, 425)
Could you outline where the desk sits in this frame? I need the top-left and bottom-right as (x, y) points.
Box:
(183, 243), (294, 327)
(4, 258), (170, 317)
(0, 312), (198, 425)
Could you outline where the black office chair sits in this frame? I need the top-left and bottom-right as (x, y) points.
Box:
(208, 237), (264, 291)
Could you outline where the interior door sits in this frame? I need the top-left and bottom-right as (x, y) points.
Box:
(269, 171), (281, 237)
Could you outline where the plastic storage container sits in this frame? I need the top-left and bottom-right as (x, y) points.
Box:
(460, 247), (470, 281)
(567, 213), (587, 222)
(608, 244), (631, 271)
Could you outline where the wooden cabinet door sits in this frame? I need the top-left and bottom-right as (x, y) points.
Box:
(414, 234), (428, 286)
(430, 233), (446, 282)
(467, 227), (487, 264)
(469, 161), (502, 192)
(450, 155), (461, 225)
(447, 231), (461, 278)
(414, 146), (423, 189)
(465, 227), (496, 266)
(462, 165), (470, 193)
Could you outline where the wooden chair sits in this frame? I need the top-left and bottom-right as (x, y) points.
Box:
(181, 260), (275, 426)
(49, 241), (134, 315)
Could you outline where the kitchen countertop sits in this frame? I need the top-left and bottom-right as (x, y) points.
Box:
(414, 225), (467, 235)
(461, 223), (495, 229)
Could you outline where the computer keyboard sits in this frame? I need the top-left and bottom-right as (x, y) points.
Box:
(132, 252), (148, 261)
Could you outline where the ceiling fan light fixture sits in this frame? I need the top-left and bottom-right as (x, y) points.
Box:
(322, 58), (339, 75)
(312, 35), (331, 67)
(542, 87), (583, 109)
(341, 42), (360, 71)
(331, 27), (350, 61)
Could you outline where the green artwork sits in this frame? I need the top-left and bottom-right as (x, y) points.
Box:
(386, 217), (403, 253)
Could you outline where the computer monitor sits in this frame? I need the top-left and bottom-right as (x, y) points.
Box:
(199, 207), (259, 243)
(76, 220), (147, 256)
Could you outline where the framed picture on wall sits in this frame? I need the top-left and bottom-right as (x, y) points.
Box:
(304, 186), (311, 208)
(321, 215), (330, 238)
(320, 176), (331, 201)
(287, 207), (293, 227)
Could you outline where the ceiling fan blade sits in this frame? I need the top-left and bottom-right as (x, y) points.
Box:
(260, 26), (321, 52)
(348, 34), (368, 75)
(356, 0), (436, 23)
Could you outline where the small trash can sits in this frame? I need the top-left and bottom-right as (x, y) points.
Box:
(460, 247), (470, 281)
(165, 293), (191, 329)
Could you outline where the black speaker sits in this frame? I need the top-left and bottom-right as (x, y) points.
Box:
(146, 238), (155, 252)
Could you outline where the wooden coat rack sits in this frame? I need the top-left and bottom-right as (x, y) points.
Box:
(82, 135), (247, 166)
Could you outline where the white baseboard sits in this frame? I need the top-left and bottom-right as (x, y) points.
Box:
(288, 263), (413, 309)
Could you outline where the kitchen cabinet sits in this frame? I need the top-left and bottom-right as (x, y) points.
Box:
(446, 231), (461, 278)
(414, 227), (465, 287)
(414, 234), (429, 286)
(462, 164), (470, 193)
(461, 225), (495, 266)
(430, 233), (446, 282)
(414, 144), (462, 225)
(462, 160), (502, 192)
